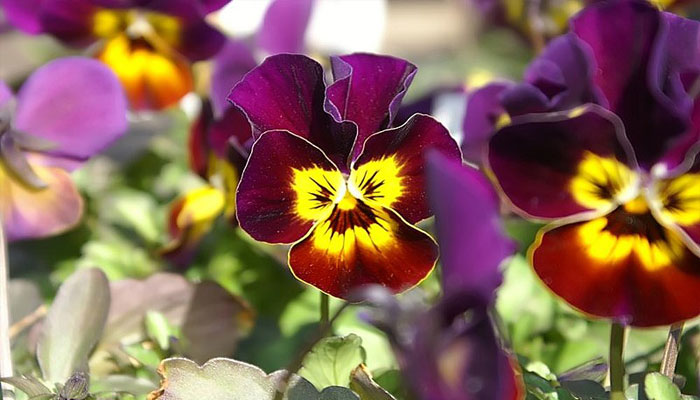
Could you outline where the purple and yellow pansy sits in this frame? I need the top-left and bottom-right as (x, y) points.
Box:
(2, 0), (230, 110)
(0, 57), (127, 241)
(230, 53), (462, 299)
(486, 0), (700, 327)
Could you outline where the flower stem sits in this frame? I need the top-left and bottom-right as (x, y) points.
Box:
(609, 322), (626, 400)
(0, 216), (13, 398)
(320, 292), (330, 333)
(660, 322), (684, 379)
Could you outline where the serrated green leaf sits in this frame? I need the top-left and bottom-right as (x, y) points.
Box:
(644, 373), (681, 400)
(300, 335), (366, 389)
(37, 268), (111, 384)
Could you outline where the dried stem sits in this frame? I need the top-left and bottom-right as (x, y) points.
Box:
(660, 322), (684, 379)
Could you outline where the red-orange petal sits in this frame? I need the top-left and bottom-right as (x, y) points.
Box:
(288, 199), (438, 299)
(531, 207), (700, 327)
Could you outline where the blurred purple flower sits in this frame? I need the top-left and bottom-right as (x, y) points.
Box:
(358, 153), (519, 400)
(0, 57), (127, 241)
(2, 0), (230, 110)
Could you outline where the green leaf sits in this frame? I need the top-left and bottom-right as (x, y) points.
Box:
(151, 358), (358, 400)
(300, 334), (366, 389)
(0, 377), (51, 397)
(644, 373), (681, 400)
(145, 311), (176, 351)
(349, 365), (396, 400)
(37, 268), (111, 384)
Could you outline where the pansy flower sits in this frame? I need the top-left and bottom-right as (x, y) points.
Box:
(359, 152), (520, 400)
(162, 0), (316, 266)
(0, 57), (127, 240)
(2, 0), (230, 110)
(230, 53), (462, 299)
(487, 0), (700, 326)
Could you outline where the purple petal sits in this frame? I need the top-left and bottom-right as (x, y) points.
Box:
(257, 0), (315, 55)
(427, 152), (514, 303)
(228, 54), (355, 170)
(325, 53), (417, 160)
(211, 40), (257, 116)
(572, 0), (690, 169)
(1, 0), (44, 33)
(195, 0), (231, 13)
(461, 82), (512, 165)
(13, 57), (128, 162)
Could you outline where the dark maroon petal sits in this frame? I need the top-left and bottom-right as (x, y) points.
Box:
(256, 0), (315, 55)
(427, 152), (514, 303)
(2, 0), (44, 33)
(461, 82), (512, 165)
(488, 106), (635, 220)
(572, 0), (690, 169)
(188, 100), (214, 179)
(210, 40), (257, 116)
(228, 54), (355, 170)
(325, 53), (417, 160)
(38, 0), (97, 45)
(177, 19), (226, 61)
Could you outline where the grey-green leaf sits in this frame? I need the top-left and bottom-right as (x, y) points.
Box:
(644, 373), (681, 400)
(0, 376), (51, 397)
(349, 365), (395, 400)
(151, 357), (357, 400)
(37, 268), (111, 384)
(300, 334), (366, 389)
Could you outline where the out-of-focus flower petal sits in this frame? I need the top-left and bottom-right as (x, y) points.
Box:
(13, 57), (128, 162)
(1, 0), (44, 34)
(523, 33), (600, 110)
(228, 54), (355, 169)
(325, 53), (417, 160)
(351, 114), (461, 223)
(236, 130), (343, 244)
(257, 0), (315, 55)
(161, 185), (225, 267)
(461, 82), (512, 165)
(488, 106), (636, 220)
(426, 152), (514, 303)
(96, 35), (193, 110)
(188, 100), (214, 179)
(177, 18), (226, 61)
(289, 202), (437, 299)
(532, 208), (700, 327)
(572, 0), (690, 168)
(36, 0), (97, 45)
(0, 154), (83, 241)
(0, 81), (13, 109)
(208, 105), (252, 165)
(210, 40), (257, 116)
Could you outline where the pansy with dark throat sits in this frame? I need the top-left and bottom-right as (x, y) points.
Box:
(2, 0), (229, 110)
(230, 53), (462, 299)
(487, 0), (700, 327)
